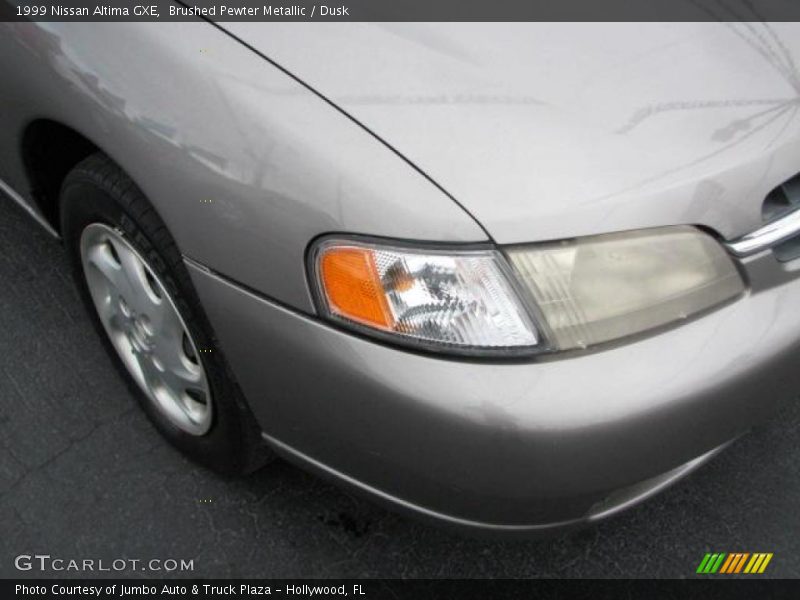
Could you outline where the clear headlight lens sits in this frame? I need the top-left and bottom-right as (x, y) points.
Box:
(506, 226), (745, 351)
(310, 240), (539, 353)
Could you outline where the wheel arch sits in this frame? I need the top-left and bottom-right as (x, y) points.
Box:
(20, 119), (99, 234)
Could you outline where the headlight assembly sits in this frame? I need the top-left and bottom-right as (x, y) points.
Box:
(309, 226), (745, 356)
(309, 239), (540, 354)
(507, 226), (745, 351)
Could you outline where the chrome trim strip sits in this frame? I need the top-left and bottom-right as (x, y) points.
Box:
(0, 177), (60, 239)
(727, 208), (800, 257)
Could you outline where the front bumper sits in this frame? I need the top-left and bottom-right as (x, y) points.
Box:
(186, 249), (800, 535)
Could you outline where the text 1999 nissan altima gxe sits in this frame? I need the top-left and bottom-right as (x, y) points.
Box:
(1, 22), (800, 536)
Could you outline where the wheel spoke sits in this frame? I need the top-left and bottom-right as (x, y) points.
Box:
(159, 347), (203, 387)
(85, 242), (135, 300)
(145, 353), (205, 424)
(148, 295), (183, 344)
(93, 291), (116, 324)
(181, 390), (210, 424)
(134, 348), (161, 388)
(115, 241), (157, 314)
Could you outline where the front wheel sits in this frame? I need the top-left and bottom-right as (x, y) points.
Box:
(60, 153), (270, 474)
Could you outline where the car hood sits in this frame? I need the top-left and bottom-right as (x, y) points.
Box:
(223, 22), (800, 243)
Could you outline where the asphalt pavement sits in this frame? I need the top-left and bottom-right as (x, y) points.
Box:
(1, 193), (799, 579)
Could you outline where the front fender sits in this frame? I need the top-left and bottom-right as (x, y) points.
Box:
(0, 21), (486, 311)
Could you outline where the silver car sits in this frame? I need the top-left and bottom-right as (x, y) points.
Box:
(1, 22), (800, 536)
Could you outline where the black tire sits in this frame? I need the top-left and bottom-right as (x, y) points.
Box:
(60, 152), (271, 475)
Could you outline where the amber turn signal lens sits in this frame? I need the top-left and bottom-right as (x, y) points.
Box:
(319, 247), (394, 329)
(312, 239), (540, 352)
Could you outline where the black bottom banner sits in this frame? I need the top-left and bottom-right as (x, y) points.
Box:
(4, 579), (799, 600)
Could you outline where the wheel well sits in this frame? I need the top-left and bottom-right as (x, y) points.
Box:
(21, 120), (98, 232)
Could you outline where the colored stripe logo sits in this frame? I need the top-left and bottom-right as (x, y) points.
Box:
(696, 552), (773, 574)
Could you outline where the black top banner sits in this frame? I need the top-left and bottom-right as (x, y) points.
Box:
(3, 0), (800, 22)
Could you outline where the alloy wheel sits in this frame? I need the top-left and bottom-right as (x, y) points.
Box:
(79, 223), (212, 435)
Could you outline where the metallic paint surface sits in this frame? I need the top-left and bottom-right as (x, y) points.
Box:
(224, 22), (800, 243)
(3, 21), (800, 533)
(186, 253), (800, 528)
(0, 22), (486, 313)
(262, 432), (731, 537)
